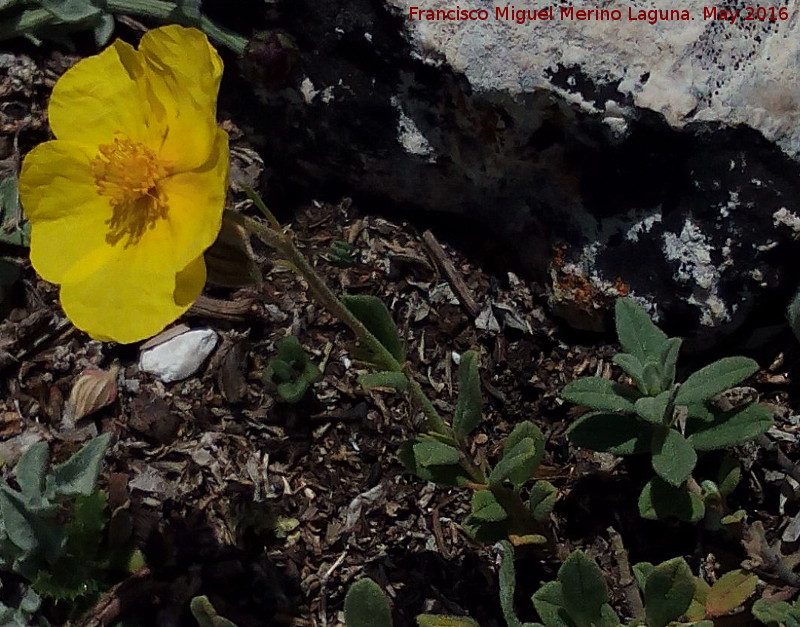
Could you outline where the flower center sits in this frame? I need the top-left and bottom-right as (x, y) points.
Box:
(91, 137), (172, 247)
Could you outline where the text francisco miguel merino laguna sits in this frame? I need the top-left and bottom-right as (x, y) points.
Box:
(408, 6), (788, 24)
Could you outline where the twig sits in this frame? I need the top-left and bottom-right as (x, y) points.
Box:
(421, 230), (480, 318)
(188, 294), (254, 321)
(608, 526), (645, 621)
(318, 550), (348, 627)
(76, 567), (158, 627)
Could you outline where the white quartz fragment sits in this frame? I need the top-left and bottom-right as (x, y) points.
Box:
(139, 328), (218, 383)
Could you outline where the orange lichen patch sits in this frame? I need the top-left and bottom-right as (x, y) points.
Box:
(613, 277), (630, 296)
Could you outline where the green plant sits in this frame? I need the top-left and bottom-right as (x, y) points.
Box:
(0, 433), (133, 612)
(753, 597), (800, 626)
(562, 298), (772, 522)
(0, 0), (247, 52)
(0, 581), (49, 626)
(263, 336), (322, 404)
(344, 576), (479, 627)
(190, 596), (239, 627)
(321, 240), (359, 268)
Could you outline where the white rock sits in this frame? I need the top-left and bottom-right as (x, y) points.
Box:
(139, 328), (218, 383)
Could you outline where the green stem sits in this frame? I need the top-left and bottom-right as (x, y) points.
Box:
(238, 213), (450, 435)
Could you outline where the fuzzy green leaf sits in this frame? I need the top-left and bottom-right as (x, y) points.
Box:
(397, 441), (469, 487)
(277, 379), (310, 404)
(685, 577), (711, 621)
(498, 541), (523, 627)
(612, 353), (647, 393)
(358, 371), (409, 392)
(566, 412), (652, 455)
(532, 581), (571, 627)
(687, 403), (773, 451)
(615, 298), (669, 364)
(505, 422), (545, 470)
(344, 578), (392, 627)
(638, 477), (705, 522)
(659, 338), (682, 389)
(634, 391), (672, 425)
(45, 433), (111, 499)
(529, 481), (558, 523)
(190, 595), (240, 627)
(454, 351), (482, 438)
(717, 455), (741, 496)
(642, 362), (665, 396)
(489, 437), (537, 488)
(651, 428), (697, 487)
(561, 377), (637, 413)
(643, 557), (695, 627)
(469, 490), (507, 523)
(558, 551), (609, 627)
(675, 357), (759, 406)
(39, 0), (102, 21)
(705, 570), (758, 617)
(413, 440), (461, 467)
(752, 598), (799, 626)
(342, 294), (405, 363)
(14, 442), (50, 500)
(632, 562), (654, 591)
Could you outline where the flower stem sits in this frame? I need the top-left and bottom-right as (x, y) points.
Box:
(237, 209), (450, 436)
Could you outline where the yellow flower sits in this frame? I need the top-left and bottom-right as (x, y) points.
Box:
(19, 25), (229, 343)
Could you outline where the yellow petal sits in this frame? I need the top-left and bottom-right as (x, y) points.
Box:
(139, 25), (224, 171)
(59, 244), (206, 344)
(157, 129), (229, 270)
(19, 141), (113, 284)
(48, 41), (150, 146)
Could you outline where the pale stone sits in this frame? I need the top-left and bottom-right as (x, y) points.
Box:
(138, 328), (218, 383)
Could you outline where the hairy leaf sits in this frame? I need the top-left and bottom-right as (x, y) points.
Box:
(615, 298), (668, 364)
(638, 477), (705, 522)
(190, 595), (240, 627)
(561, 377), (637, 413)
(532, 581), (570, 627)
(717, 455), (741, 497)
(342, 295), (405, 364)
(39, 0), (102, 21)
(643, 361), (665, 396)
(651, 428), (697, 487)
(469, 490), (507, 523)
(643, 557), (695, 627)
(558, 551), (609, 627)
(687, 403), (773, 451)
(413, 440), (461, 467)
(358, 371), (409, 392)
(454, 351), (482, 439)
(685, 577), (711, 621)
(634, 391), (671, 425)
(45, 433), (111, 499)
(675, 357), (759, 406)
(612, 353), (647, 393)
(529, 481), (558, 523)
(659, 337), (682, 389)
(498, 541), (524, 627)
(398, 441), (469, 487)
(14, 442), (50, 500)
(344, 579), (392, 627)
(489, 437), (537, 488)
(567, 412), (652, 455)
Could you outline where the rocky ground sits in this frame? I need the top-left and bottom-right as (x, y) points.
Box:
(0, 19), (799, 627)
